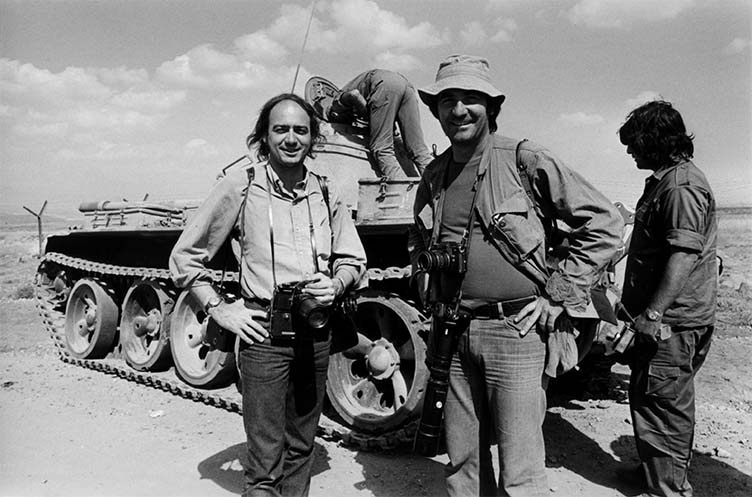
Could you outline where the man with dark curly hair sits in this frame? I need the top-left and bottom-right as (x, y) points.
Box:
(170, 93), (366, 497)
(618, 100), (718, 497)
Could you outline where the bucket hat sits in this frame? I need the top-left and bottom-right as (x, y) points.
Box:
(419, 54), (505, 107)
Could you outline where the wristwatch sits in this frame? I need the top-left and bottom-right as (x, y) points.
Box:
(645, 308), (662, 322)
(204, 296), (223, 315)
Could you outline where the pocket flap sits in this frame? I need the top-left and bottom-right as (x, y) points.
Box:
(494, 190), (530, 215)
(646, 364), (680, 399)
(647, 364), (680, 381)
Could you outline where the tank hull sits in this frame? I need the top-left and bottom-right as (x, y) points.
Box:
(34, 116), (430, 448)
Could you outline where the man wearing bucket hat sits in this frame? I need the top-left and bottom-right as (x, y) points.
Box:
(408, 55), (623, 496)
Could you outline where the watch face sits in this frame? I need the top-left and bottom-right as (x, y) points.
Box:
(647, 309), (661, 321)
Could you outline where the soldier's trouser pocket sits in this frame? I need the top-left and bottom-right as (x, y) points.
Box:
(645, 364), (680, 400)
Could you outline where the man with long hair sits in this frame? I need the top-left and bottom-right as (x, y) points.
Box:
(618, 100), (718, 497)
(170, 93), (366, 496)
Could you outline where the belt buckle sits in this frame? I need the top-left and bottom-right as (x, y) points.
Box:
(491, 303), (504, 320)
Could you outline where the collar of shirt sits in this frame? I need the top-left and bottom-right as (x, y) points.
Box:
(645, 159), (691, 186)
(262, 162), (313, 200)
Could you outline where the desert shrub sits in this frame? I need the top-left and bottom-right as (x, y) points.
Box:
(12, 283), (35, 300)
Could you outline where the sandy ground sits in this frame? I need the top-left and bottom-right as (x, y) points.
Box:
(0, 210), (750, 497)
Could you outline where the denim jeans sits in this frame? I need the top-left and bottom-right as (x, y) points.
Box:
(629, 326), (713, 497)
(238, 335), (330, 497)
(444, 318), (548, 497)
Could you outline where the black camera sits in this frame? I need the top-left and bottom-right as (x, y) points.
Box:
(270, 281), (330, 339)
(416, 242), (467, 275)
(413, 302), (470, 457)
(611, 323), (636, 354)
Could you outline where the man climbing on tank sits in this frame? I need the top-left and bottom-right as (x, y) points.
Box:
(326, 69), (434, 179)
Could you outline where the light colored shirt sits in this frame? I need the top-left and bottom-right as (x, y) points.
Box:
(170, 163), (367, 301)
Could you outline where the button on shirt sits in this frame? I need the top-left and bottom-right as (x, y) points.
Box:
(621, 160), (717, 327)
(170, 163), (366, 301)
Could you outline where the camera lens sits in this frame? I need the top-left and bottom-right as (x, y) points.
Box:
(296, 294), (329, 330)
(417, 250), (450, 271)
(306, 307), (329, 330)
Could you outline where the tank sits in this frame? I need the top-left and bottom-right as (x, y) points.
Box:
(33, 76), (434, 449)
(34, 76), (634, 450)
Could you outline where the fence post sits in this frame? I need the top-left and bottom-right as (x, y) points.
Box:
(22, 200), (48, 257)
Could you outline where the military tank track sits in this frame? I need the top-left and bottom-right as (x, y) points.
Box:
(35, 252), (419, 451)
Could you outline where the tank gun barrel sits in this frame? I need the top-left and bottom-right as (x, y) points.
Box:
(79, 200), (199, 214)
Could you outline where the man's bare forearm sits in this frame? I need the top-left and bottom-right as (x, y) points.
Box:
(648, 249), (699, 314)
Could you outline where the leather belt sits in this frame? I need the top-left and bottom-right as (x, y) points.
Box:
(461, 295), (538, 320)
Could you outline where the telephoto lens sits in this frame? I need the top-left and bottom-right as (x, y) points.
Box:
(414, 304), (465, 456)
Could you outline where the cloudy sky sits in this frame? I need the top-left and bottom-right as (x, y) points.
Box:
(1, 0), (750, 217)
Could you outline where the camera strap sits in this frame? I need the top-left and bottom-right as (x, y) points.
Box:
(236, 166), (255, 293)
(265, 165), (321, 290)
(430, 159), (484, 248)
(428, 158), (487, 311)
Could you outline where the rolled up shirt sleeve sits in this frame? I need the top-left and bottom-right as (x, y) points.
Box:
(328, 180), (368, 291)
(661, 185), (710, 253)
(169, 173), (244, 289)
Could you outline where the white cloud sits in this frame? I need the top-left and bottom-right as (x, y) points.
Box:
(186, 138), (208, 149)
(624, 91), (664, 111)
(153, 1), (442, 92)
(373, 52), (423, 72)
(488, 0), (534, 9)
(0, 56), (190, 171)
(723, 38), (752, 55)
(185, 138), (219, 157)
(458, 17), (517, 46)
(568, 0), (694, 29)
(69, 107), (158, 130)
(490, 18), (518, 43)
(559, 111), (605, 126)
(0, 59), (112, 106)
(156, 44), (298, 91)
(234, 32), (289, 62)
(14, 121), (70, 137)
(269, 0), (444, 55)
(57, 140), (140, 161)
(92, 67), (149, 87)
(111, 89), (186, 112)
(460, 21), (489, 47)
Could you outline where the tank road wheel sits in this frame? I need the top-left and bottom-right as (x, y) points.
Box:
(327, 290), (428, 433)
(64, 278), (118, 359)
(34, 262), (71, 309)
(120, 280), (174, 372)
(169, 291), (237, 389)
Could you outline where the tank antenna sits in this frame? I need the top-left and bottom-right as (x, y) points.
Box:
(291, 0), (317, 93)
